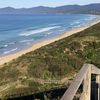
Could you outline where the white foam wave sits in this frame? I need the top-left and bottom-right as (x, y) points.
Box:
(47, 32), (53, 35)
(4, 45), (8, 47)
(74, 21), (81, 24)
(19, 39), (34, 43)
(84, 16), (97, 21)
(19, 26), (61, 36)
(0, 44), (8, 49)
(70, 21), (81, 26)
(3, 48), (17, 55)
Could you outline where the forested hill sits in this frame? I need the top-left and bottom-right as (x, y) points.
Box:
(0, 3), (100, 15)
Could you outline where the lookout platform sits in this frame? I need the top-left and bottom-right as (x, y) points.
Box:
(61, 64), (100, 100)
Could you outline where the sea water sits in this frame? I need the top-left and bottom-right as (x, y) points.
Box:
(0, 14), (99, 56)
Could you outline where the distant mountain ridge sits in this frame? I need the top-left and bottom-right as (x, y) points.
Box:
(0, 3), (100, 14)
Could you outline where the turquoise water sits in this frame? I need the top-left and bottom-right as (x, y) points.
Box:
(0, 14), (99, 56)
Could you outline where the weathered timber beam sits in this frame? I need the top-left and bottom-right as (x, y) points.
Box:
(91, 65), (100, 75)
(60, 64), (91, 100)
(96, 75), (100, 100)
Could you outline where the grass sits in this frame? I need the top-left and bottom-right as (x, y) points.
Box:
(0, 22), (100, 99)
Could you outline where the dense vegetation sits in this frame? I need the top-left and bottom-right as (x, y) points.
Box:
(0, 22), (100, 99)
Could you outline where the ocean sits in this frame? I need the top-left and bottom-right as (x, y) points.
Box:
(0, 14), (99, 56)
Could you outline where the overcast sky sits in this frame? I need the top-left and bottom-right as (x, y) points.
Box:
(0, 0), (100, 8)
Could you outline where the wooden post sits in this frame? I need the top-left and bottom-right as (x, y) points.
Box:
(96, 75), (100, 100)
(60, 64), (100, 100)
(60, 64), (91, 100)
(82, 66), (91, 100)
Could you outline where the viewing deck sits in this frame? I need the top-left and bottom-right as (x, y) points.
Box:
(61, 64), (100, 100)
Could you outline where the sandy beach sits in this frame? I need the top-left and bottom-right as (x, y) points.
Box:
(0, 19), (100, 66)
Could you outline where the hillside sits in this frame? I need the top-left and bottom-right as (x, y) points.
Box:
(0, 3), (100, 15)
(0, 22), (100, 99)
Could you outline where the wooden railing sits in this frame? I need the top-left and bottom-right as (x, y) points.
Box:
(60, 64), (100, 100)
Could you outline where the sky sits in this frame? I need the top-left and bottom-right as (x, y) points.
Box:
(0, 0), (100, 8)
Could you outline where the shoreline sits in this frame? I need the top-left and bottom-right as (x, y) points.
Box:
(0, 19), (100, 66)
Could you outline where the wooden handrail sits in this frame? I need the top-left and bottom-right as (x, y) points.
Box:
(60, 64), (100, 100)
(91, 65), (100, 75)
